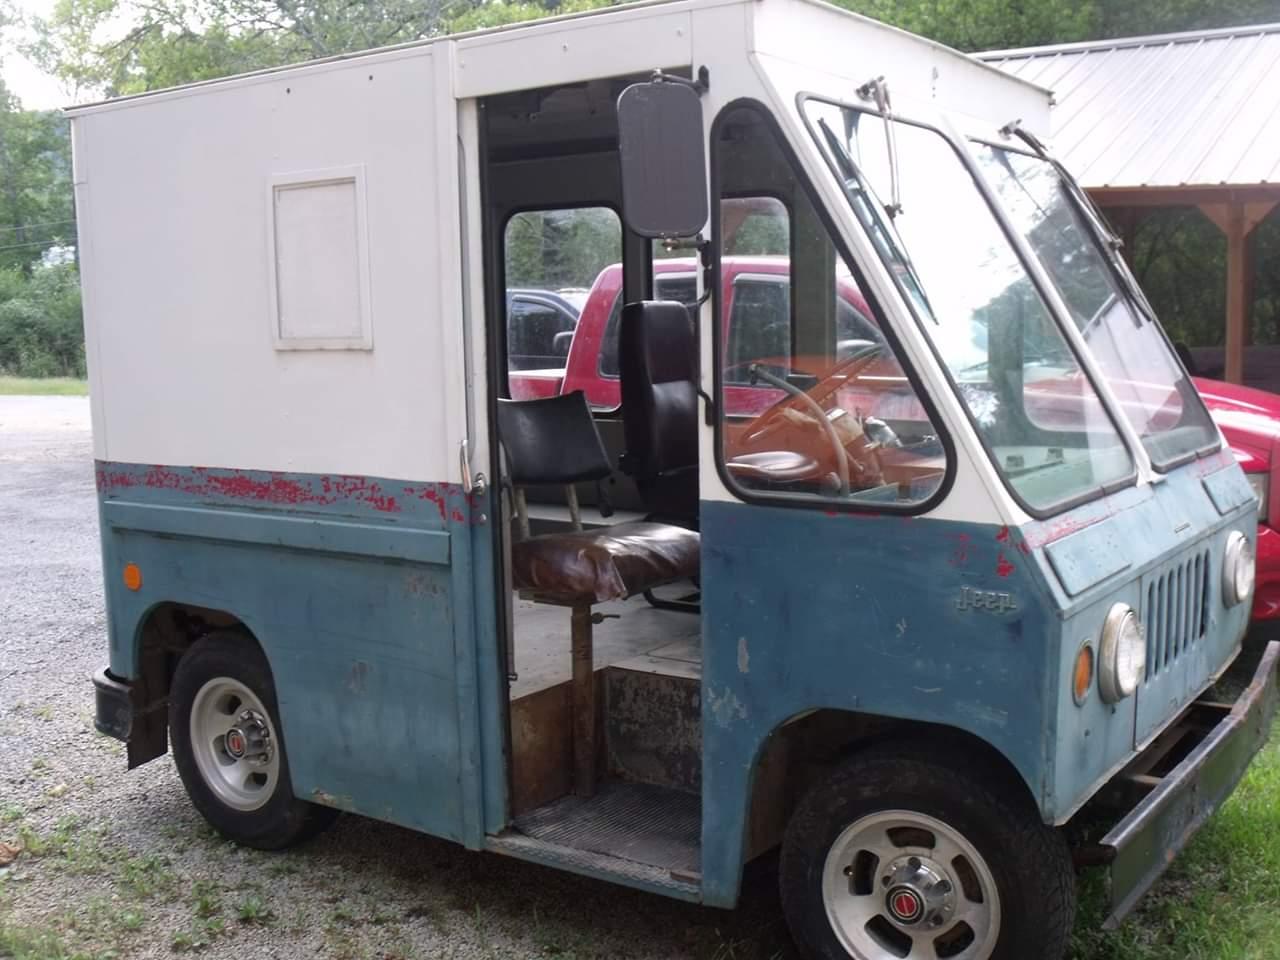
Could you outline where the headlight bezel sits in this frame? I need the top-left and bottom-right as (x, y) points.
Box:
(1222, 530), (1255, 608)
(1098, 603), (1145, 704)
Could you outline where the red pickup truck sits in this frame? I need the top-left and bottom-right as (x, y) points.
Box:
(508, 259), (1280, 621)
(510, 256), (881, 415)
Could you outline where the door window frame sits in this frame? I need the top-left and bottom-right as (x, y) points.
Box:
(709, 98), (956, 516)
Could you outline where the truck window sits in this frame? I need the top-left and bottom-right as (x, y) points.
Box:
(713, 103), (948, 510)
(507, 295), (578, 370)
(503, 207), (620, 382)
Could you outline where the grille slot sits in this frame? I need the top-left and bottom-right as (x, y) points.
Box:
(1145, 550), (1210, 681)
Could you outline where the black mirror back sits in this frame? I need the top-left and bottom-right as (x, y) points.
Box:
(617, 81), (708, 239)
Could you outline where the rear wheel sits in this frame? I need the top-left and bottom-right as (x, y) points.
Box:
(779, 742), (1074, 960)
(170, 632), (338, 849)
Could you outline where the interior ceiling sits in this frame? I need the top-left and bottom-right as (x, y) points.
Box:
(484, 71), (687, 158)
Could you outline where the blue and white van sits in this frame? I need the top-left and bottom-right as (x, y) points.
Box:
(78, 1), (1276, 958)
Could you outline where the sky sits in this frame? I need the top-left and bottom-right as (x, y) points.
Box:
(5, 0), (75, 110)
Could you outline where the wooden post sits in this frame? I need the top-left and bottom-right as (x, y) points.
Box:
(571, 604), (596, 798)
(1198, 196), (1278, 386)
(1225, 202), (1246, 385)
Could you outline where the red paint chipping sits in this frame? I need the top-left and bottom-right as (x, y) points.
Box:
(947, 533), (971, 568)
(995, 526), (1010, 543)
(996, 552), (1015, 578)
(95, 461), (475, 524)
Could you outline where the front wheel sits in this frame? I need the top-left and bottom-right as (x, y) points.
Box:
(779, 742), (1075, 960)
(170, 632), (338, 849)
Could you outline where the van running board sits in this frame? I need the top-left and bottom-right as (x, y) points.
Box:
(486, 832), (701, 901)
(487, 781), (702, 901)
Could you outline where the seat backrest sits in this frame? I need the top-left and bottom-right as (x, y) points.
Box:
(619, 300), (698, 484)
(497, 391), (612, 486)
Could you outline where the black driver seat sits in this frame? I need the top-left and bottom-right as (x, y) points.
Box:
(619, 300), (699, 528)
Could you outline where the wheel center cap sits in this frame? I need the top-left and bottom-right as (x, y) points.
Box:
(225, 728), (247, 759)
(887, 886), (925, 924)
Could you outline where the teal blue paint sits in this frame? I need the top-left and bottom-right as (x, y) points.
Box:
(697, 454), (1254, 908)
(97, 460), (478, 844)
(103, 501), (451, 565)
(468, 490), (512, 837)
(1204, 465), (1255, 516)
(1045, 521), (1129, 597)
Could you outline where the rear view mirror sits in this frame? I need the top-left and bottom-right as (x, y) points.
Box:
(617, 79), (708, 239)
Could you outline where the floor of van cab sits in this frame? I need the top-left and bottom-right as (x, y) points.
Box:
(512, 780), (700, 878)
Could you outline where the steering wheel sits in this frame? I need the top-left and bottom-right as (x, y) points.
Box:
(738, 343), (889, 497)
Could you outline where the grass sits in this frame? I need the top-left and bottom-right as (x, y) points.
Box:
(1068, 712), (1280, 960)
(0, 376), (87, 396)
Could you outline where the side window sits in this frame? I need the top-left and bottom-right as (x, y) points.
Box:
(713, 104), (947, 509)
(599, 273), (699, 379)
(507, 297), (576, 370)
(503, 208), (620, 391)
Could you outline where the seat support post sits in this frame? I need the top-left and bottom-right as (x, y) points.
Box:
(571, 603), (596, 798)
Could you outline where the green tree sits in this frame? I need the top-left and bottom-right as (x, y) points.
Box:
(0, 87), (74, 274)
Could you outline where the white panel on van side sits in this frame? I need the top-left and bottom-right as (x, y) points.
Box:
(72, 48), (458, 483)
(268, 167), (372, 350)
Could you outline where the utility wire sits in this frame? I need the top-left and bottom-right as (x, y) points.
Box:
(0, 237), (76, 254)
(0, 218), (77, 234)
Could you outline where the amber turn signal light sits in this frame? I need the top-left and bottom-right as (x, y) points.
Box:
(1073, 642), (1094, 706)
(123, 563), (143, 592)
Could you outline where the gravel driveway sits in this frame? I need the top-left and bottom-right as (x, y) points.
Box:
(0, 396), (792, 960)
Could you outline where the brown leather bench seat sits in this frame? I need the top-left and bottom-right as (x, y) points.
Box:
(512, 521), (700, 604)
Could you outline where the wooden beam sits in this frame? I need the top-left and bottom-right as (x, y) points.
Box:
(1091, 184), (1280, 209)
(1198, 200), (1278, 238)
(1225, 202), (1247, 385)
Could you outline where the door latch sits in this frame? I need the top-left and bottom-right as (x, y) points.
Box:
(460, 440), (487, 497)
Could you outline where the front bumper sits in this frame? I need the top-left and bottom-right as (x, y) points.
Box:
(1095, 641), (1279, 928)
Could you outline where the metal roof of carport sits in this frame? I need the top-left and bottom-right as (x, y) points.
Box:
(979, 23), (1280, 190)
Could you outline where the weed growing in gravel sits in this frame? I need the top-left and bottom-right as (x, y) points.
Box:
(34, 705), (54, 722)
(170, 917), (225, 953)
(234, 893), (273, 925)
(1, 804), (23, 823)
(190, 880), (221, 919)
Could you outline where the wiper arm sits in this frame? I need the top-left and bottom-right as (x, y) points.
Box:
(857, 76), (902, 218)
(816, 116), (936, 323)
(1001, 118), (1154, 326)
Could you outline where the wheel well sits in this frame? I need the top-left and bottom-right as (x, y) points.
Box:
(742, 710), (1038, 862)
(128, 603), (258, 768)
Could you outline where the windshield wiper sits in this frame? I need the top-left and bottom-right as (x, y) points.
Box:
(816, 116), (936, 323)
(1000, 119), (1154, 327)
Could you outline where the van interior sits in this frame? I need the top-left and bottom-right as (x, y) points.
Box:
(479, 73), (869, 885)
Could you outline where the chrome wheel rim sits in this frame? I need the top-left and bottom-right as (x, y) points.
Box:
(821, 810), (1000, 960)
(189, 677), (281, 812)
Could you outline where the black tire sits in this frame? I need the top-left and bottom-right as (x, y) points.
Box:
(779, 740), (1075, 960)
(169, 631), (339, 849)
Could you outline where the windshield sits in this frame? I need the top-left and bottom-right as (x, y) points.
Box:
(803, 98), (1135, 513)
(974, 146), (1219, 468)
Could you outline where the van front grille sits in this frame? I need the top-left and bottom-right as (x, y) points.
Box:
(1145, 550), (1211, 681)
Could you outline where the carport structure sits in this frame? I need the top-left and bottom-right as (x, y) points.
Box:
(982, 23), (1280, 385)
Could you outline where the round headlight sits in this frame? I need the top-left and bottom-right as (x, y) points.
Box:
(1223, 530), (1255, 608)
(1099, 603), (1145, 703)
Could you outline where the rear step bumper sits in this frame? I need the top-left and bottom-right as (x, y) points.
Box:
(1096, 641), (1280, 929)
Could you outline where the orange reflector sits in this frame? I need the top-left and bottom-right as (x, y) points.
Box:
(123, 563), (143, 592)
(1073, 643), (1094, 705)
